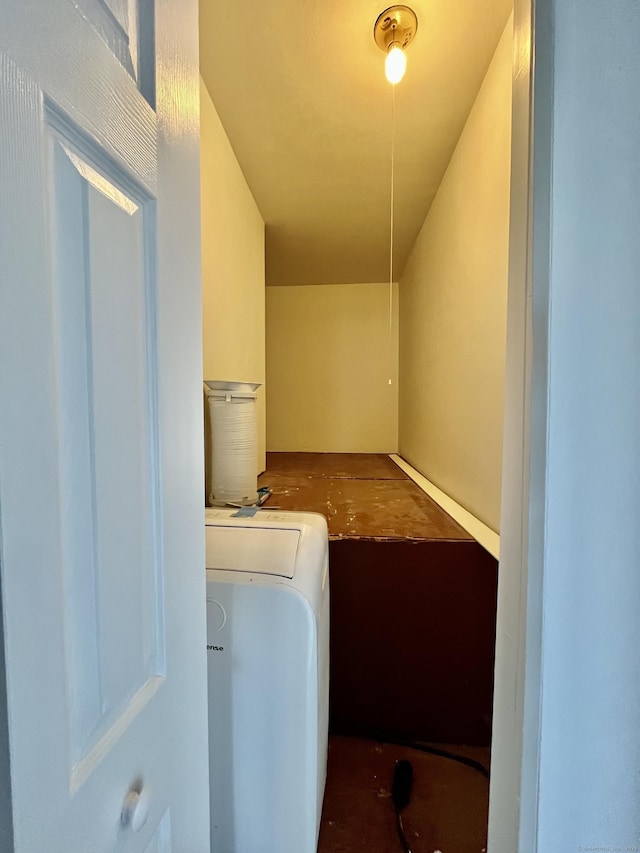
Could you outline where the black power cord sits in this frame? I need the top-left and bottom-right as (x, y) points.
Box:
(335, 727), (489, 852)
(352, 726), (490, 778)
(391, 759), (414, 853)
(388, 736), (490, 779)
(351, 728), (490, 853)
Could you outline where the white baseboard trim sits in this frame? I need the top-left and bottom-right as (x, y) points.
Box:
(389, 454), (500, 560)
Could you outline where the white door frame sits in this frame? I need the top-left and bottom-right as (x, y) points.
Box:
(489, 0), (547, 847)
(0, 589), (12, 848)
(492, 0), (640, 846)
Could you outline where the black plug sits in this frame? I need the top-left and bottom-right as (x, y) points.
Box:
(392, 759), (413, 811)
(392, 760), (414, 853)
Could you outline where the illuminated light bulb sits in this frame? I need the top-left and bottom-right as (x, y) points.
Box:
(385, 45), (406, 84)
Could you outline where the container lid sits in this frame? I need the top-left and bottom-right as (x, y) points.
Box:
(204, 380), (261, 394)
(205, 524), (299, 578)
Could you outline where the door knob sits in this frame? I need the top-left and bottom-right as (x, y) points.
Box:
(121, 784), (149, 832)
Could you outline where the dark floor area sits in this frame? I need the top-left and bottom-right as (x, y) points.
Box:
(318, 735), (490, 853)
(260, 453), (497, 850)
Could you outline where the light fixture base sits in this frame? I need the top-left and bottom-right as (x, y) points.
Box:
(374, 5), (418, 53)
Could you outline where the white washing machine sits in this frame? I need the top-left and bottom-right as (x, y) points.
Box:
(205, 508), (330, 853)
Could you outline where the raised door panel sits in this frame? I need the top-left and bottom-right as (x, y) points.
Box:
(74, 0), (156, 104)
(49, 128), (165, 784)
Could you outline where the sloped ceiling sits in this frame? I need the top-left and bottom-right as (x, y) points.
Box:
(199, 0), (512, 285)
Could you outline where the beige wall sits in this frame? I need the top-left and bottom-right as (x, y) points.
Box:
(200, 77), (266, 472)
(266, 283), (398, 453)
(398, 16), (513, 532)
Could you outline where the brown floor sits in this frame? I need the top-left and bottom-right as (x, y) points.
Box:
(318, 735), (490, 853)
(260, 453), (472, 541)
(263, 451), (407, 481)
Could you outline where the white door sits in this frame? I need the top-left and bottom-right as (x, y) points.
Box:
(0, 1), (209, 851)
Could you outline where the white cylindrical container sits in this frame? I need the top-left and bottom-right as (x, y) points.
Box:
(204, 381), (261, 505)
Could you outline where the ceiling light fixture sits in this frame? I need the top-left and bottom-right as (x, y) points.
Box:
(374, 5), (418, 85)
(373, 6), (418, 386)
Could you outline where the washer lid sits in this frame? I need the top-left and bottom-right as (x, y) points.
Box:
(205, 524), (300, 578)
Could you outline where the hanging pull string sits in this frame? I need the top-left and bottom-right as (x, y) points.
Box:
(388, 78), (396, 385)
